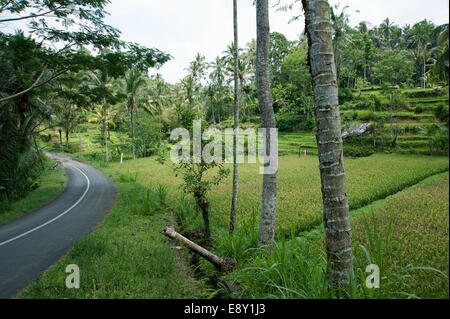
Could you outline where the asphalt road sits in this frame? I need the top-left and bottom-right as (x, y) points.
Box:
(0, 151), (116, 298)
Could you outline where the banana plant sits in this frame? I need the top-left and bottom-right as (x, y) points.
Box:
(419, 124), (449, 155)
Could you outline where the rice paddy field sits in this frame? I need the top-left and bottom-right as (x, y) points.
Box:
(231, 173), (449, 299)
(107, 153), (449, 238)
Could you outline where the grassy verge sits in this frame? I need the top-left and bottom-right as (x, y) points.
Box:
(0, 157), (67, 226)
(16, 160), (212, 299)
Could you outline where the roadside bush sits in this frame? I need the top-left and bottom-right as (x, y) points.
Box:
(0, 149), (45, 203)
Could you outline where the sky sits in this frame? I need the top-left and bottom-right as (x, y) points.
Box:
(2, 0), (449, 83)
(102, 0), (449, 84)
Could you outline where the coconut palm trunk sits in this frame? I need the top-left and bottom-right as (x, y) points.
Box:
(65, 127), (69, 149)
(302, 0), (353, 286)
(230, 0), (239, 234)
(58, 129), (62, 149)
(256, 0), (278, 250)
(103, 99), (108, 163)
(423, 55), (426, 88)
(130, 97), (136, 160)
(78, 124), (82, 155)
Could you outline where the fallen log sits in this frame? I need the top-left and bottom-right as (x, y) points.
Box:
(163, 226), (236, 273)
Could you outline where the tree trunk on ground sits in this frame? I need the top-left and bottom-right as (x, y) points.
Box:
(230, 0), (239, 234)
(256, 0), (278, 250)
(163, 226), (236, 272)
(302, 0), (353, 287)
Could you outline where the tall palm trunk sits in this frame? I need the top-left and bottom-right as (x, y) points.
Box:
(256, 0), (278, 250)
(130, 97), (136, 160)
(78, 124), (82, 155)
(423, 54), (426, 88)
(390, 110), (393, 146)
(230, 0), (239, 234)
(103, 100), (108, 163)
(302, 0), (353, 286)
(211, 97), (216, 124)
(58, 129), (62, 149)
(65, 127), (69, 149)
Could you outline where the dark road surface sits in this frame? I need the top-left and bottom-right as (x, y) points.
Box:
(0, 151), (116, 298)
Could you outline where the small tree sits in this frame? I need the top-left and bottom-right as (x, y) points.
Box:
(159, 120), (229, 239)
(420, 124), (449, 155)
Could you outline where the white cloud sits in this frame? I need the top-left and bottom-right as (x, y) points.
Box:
(104, 0), (448, 84)
(4, 0), (448, 84)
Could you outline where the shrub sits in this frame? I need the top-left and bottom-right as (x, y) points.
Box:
(338, 87), (353, 104)
(434, 103), (449, 123)
(343, 144), (375, 158)
(119, 172), (137, 183)
(414, 106), (424, 114)
(357, 110), (378, 121)
(276, 113), (314, 132)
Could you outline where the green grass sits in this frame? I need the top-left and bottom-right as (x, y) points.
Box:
(107, 153), (448, 238)
(351, 173), (449, 298)
(223, 173), (449, 299)
(0, 157), (67, 226)
(17, 162), (212, 299)
(278, 132), (317, 155)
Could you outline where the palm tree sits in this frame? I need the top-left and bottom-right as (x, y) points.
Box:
(52, 98), (77, 150)
(330, 3), (349, 79)
(207, 56), (228, 122)
(302, 0), (353, 287)
(181, 75), (195, 110)
(379, 18), (396, 48)
(148, 73), (168, 122)
(88, 104), (118, 141)
(121, 68), (147, 160)
(83, 70), (114, 162)
(256, 0), (278, 250)
(187, 53), (206, 84)
(432, 23), (449, 84)
(230, 0), (239, 234)
(184, 53), (206, 113)
(406, 20), (436, 87)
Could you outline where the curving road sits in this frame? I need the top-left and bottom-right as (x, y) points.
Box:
(0, 151), (116, 298)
